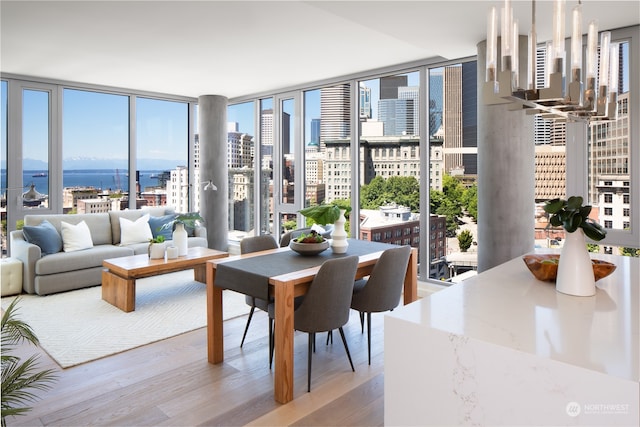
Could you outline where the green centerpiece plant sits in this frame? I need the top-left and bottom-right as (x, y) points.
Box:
(298, 203), (351, 226)
(543, 196), (606, 241)
(543, 196), (608, 297)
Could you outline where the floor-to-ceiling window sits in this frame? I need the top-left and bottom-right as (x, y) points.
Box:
(1, 80), (7, 254)
(227, 101), (256, 240)
(62, 89), (129, 212)
(136, 97), (188, 211)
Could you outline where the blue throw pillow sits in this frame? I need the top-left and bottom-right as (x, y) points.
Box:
(148, 214), (176, 241)
(22, 220), (63, 255)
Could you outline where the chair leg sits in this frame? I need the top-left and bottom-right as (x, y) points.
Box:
(240, 306), (255, 348)
(308, 332), (315, 392)
(359, 311), (365, 333)
(326, 330), (333, 345)
(366, 312), (372, 365)
(338, 327), (355, 372)
(269, 318), (274, 369)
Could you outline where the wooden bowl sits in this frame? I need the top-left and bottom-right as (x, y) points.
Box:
(289, 239), (329, 256)
(522, 254), (616, 282)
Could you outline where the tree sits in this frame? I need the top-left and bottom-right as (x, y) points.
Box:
(619, 246), (639, 257)
(461, 184), (478, 222)
(457, 229), (473, 252)
(360, 176), (419, 212)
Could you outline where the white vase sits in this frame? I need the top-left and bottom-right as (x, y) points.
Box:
(330, 209), (349, 254)
(173, 222), (188, 256)
(148, 242), (165, 259)
(556, 228), (596, 297)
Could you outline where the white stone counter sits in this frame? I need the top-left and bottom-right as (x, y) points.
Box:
(385, 253), (639, 426)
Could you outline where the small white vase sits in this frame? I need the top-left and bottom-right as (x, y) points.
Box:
(148, 242), (165, 259)
(330, 209), (349, 254)
(556, 228), (596, 297)
(173, 222), (189, 256)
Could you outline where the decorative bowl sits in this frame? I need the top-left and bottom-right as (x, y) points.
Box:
(289, 239), (330, 256)
(522, 254), (616, 282)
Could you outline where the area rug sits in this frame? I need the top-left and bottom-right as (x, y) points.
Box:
(0, 270), (250, 369)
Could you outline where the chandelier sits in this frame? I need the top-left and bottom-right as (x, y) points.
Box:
(485, 0), (619, 122)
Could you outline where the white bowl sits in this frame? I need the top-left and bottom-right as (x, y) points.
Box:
(289, 239), (330, 256)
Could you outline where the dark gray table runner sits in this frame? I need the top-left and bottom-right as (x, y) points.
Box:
(214, 239), (397, 300)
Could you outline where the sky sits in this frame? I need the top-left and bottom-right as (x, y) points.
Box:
(3, 43), (631, 167)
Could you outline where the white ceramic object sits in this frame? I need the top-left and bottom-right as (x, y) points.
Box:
(330, 209), (349, 254)
(556, 228), (596, 296)
(148, 242), (165, 259)
(173, 222), (188, 256)
(166, 245), (179, 259)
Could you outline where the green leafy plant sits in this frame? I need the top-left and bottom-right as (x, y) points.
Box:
(299, 203), (351, 225)
(2, 298), (57, 426)
(294, 231), (325, 244)
(543, 196), (607, 241)
(149, 235), (166, 244)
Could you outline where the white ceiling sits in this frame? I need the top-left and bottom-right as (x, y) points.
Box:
(1, 0), (638, 99)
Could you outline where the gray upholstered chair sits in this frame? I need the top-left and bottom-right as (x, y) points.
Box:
(269, 255), (359, 392)
(350, 245), (411, 365)
(239, 235), (279, 348)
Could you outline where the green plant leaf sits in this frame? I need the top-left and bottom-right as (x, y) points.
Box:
(543, 198), (565, 214)
(566, 196), (584, 210)
(582, 219), (607, 241)
(298, 205), (341, 225)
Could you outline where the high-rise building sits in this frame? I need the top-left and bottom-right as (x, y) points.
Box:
(166, 166), (189, 213)
(379, 86), (419, 137)
(320, 84), (350, 151)
(359, 83), (371, 119)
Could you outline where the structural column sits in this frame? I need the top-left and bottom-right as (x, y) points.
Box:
(198, 95), (228, 251)
(477, 37), (534, 271)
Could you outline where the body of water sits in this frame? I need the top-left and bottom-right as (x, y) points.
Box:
(20, 169), (167, 195)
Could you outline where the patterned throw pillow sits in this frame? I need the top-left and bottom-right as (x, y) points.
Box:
(148, 214), (176, 241)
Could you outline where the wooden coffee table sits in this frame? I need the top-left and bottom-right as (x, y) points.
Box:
(102, 246), (227, 312)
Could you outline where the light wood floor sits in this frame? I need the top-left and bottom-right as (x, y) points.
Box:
(5, 295), (391, 427)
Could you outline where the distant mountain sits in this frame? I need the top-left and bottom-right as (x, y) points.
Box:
(13, 157), (186, 171)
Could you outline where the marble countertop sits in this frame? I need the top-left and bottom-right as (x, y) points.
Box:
(390, 253), (639, 382)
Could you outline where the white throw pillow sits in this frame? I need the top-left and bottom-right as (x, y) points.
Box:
(119, 214), (153, 245)
(60, 220), (94, 252)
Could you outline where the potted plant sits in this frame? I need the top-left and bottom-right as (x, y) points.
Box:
(543, 196), (607, 296)
(2, 298), (57, 426)
(160, 213), (204, 257)
(298, 203), (350, 227)
(148, 235), (166, 259)
(543, 196), (607, 241)
(299, 203), (352, 254)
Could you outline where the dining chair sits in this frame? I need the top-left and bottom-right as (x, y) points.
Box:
(350, 245), (411, 365)
(239, 234), (279, 348)
(269, 255), (359, 392)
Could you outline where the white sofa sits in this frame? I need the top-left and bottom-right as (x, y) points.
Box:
(9, 207), (207, 295)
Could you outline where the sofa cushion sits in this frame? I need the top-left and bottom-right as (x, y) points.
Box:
(148, 214), (176, 241)
(22, 220), (63, 255)
(61, 220), (94, 252)
(35, 244), (133, 275)
(119, 214), (153, 245)
(24, 213), (112, 246)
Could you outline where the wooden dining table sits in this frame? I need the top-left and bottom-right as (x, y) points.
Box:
(205, 239), (418, 404)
